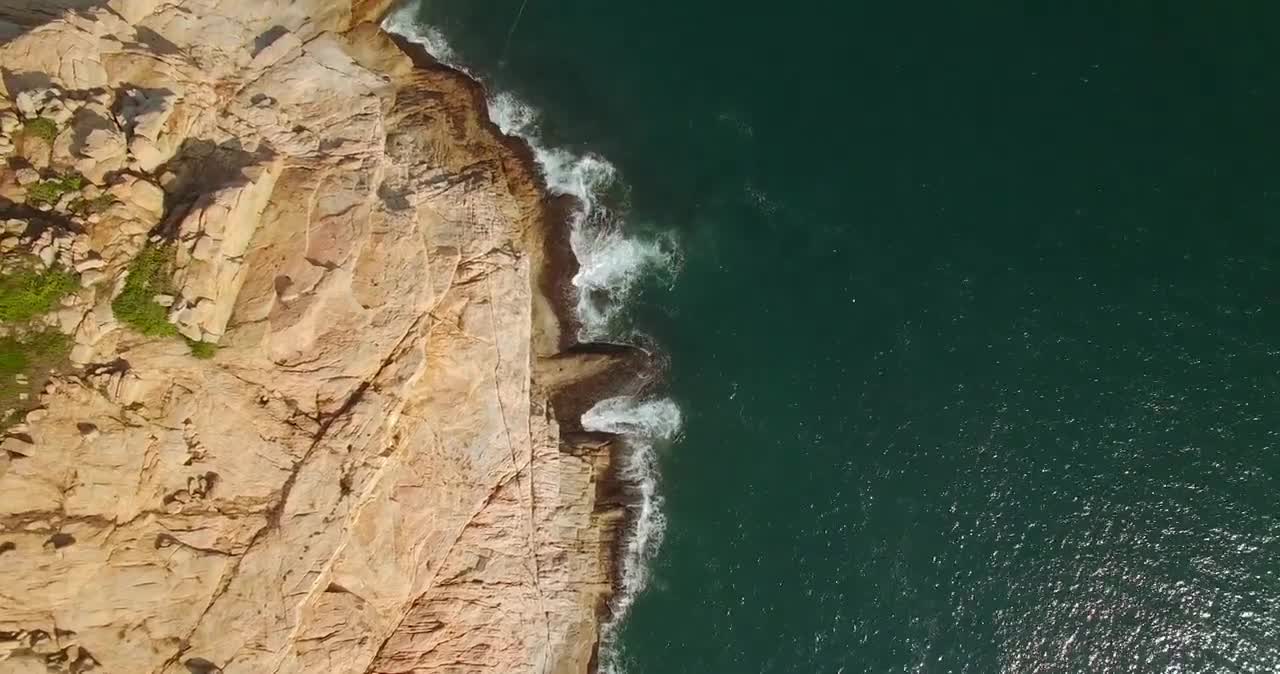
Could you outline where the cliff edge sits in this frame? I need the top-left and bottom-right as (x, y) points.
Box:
(0, 1), (627, 672)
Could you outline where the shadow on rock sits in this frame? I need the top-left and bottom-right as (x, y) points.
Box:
(0, 1), (107, 43)
(155, 137), (278, 234)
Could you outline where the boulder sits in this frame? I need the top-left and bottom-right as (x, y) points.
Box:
(14, 168), (39, 186)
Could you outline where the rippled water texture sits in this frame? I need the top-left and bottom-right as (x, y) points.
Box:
(398, 1), (1280, 672)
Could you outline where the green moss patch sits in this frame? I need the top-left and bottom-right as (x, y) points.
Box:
(111, 247), (217, 359)
(26, 173), (85, 208)
(113, 245), (178, 337)
(69, 194), (118, 216)
(22, 117), (58, 143)
(186, 338), (217, 359)
(0, 265), (78, 323)
(0, 329), (70, 430)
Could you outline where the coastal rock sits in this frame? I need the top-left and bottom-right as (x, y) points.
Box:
(0, 2), (620, 674)
(169, 157), (282, 342)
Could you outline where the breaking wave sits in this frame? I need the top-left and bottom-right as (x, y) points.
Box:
(384, 6), (684, 672)
(386, 6), (679, 341)
(485, 92), (680, 340)
(581, 396), (683, 673)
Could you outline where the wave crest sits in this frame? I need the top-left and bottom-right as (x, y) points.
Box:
(582, 396), (683, 441)
(582, 396), (682, 674)
(387, 5), (678, 340)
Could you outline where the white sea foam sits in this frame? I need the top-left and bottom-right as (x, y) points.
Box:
(571, 225), (679, 340)
(384, 9), (684, 670)
(385, 5), (678, 341)
(382, 8), (462, 71)
(486, 93), (678, 340)
(582, 396), (683, 673)
(582, 396), (683, 440)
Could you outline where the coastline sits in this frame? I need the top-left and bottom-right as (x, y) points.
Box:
(384, 18), (669, 669)
(0, 0), (659, 670)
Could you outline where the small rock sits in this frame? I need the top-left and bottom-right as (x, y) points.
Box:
(0, 111), (18, 134)
(17, 393), (28, 401)
(14, 90), (38, 118)
(36, 244), (56, 267)
(15, 167), (40, 185)
(55, 306), (81, 332)
(152, 293), (175, 307)
(25, 409), (46, 423)
(79, 269), (105, 287)
(74, 257), (106, 273)
(21, 135), (52, 169)
(55, 191), (78, 212)
(44, 103), (73, 126)
(69, 343), (95, 365)
(129, 178), (165, 215)
(0, 237), (18, 252)
(87, 213), (102, 224)
(36, 202), (53, 212)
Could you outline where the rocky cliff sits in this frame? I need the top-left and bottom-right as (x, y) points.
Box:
(0, 2), (631, 672)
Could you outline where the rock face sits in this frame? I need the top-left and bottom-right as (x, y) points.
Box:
(0, 2), (627, 673)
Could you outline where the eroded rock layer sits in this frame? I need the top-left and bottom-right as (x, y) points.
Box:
(0, 2), (625, 672)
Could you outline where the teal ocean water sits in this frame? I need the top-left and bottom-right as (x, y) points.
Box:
(390, 2), (1280, 672)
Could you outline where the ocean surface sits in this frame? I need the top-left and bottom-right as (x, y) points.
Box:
(389, 2), (1280, 672)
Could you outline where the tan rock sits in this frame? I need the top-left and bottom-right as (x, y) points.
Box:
(19, 134), (51, 170)
(0, 3), (620, 674)
(14, 90), (39, 118)
(72, 256), (105, 273)
(78, 269), (105, 287)
(170, 158), (282, 342)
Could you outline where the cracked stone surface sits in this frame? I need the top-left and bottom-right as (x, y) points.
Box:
(0, 2), (623, 673)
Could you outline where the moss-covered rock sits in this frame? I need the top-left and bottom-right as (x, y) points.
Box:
(0, 264), (78, 323)
(113, 245), (178, 337)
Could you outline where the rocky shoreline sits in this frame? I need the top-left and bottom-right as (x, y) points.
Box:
(0, 1), (651, 672)
(381, 6), (669, 655)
